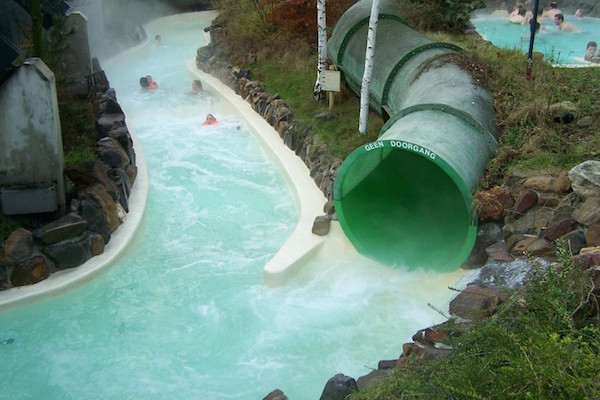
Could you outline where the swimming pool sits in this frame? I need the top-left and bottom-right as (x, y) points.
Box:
(471, 13), (600, 65)
(0, 12), (474, 399)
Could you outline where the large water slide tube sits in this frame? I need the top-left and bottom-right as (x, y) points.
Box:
(329, 0), (499, 272)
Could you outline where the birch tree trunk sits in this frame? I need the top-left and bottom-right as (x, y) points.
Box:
(314, 0), (327, 99)
(359, 0), (380, 134)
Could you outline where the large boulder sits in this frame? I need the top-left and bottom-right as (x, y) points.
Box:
(569, 160), (600, 198)
(319, 373), (358, 400)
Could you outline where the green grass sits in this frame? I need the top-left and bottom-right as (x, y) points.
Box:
(250, 53), (382, 159)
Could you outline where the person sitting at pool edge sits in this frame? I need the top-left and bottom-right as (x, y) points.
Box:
(203, 113), (218, 125)
(584, 41), (600, 63)
(553, 13), (579, 32)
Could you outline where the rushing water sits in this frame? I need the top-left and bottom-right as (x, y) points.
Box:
(0, 12), (474, 399)
(472, 13), (600, 65)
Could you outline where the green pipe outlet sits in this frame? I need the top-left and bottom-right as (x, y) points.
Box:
(329, 0), (499, 271)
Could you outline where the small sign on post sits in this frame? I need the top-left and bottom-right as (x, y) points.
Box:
(321, 70), (340, 92)
(322, 69), (340, 110)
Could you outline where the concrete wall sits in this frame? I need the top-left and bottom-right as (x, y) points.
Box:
(0, 58), (66, 215)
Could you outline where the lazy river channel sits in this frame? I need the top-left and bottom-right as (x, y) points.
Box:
(0, 12), (474, 399)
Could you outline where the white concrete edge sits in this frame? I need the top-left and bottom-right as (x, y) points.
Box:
(186, 59), (335, 287)
(0, 125), (149, 311)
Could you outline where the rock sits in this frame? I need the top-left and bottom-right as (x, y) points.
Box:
(79, 199), (111, 244)
(512, 236), (537, 254)
(312, 215), (331, 235)
(79, 184), (121, 232)
(0, 264), (9, 290)
(524, 176), (554, 192)
(561, 230), (586, 255)
(397, 342), (452, 366)
(473, 257), (534, 290)
(88, 232), (106, 256)
(0, 228), (33, 264)
(569, 160), (600, 198)
(576, 115), (593, 127)
(543, 218), (578, 241)
(510, 206), (553, 234)
(96, 113), (125, 135)
(449, 285), (507, 321)
(552, 171), (571, 193)
(315, 111), (334, 121)
(263, 389), (288, 400)
(474, 186), (514, 222)
(10, 255), (50, 287)
(552, 204), (576, 224)
(526, 238), (556, 257)
(486, 241), (514, 261)
(377, 359), (398, 369)
(319, 373), (358, 400)
(464, 222), (503, 268)
(573, 197), (600, 226)
(512, 189), (538, 216)
(323, 200), (335, 215)
(412, 327), (448, 345)
(96, 137), (130, 168)
(356, 369), (392, 392)
(32, 213), (88, 245)
(585, 224), (600, 247)
(42, 235), (92, 270)
(537, 192), (561, 207)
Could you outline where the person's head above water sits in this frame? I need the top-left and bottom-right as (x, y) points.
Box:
(192, 80), (203, 93)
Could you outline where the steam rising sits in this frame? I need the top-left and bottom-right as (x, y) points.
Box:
(67, 0), (178, 60)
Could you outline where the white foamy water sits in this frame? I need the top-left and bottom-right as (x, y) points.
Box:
(0, 12), (476, 399)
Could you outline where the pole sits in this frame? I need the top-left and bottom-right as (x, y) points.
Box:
(526, 0), (540, 79)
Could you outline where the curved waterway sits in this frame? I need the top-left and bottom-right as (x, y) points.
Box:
(0, 12), (475, 399)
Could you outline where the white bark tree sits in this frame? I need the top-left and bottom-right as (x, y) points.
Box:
(359, 0), (380, 134)
(314, 0), (327, 99)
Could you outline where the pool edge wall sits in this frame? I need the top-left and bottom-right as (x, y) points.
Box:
(330, 0), (499, 271)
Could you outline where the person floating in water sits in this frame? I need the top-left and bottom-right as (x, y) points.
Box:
(139, 75), (158, 89)
(192, 80), (203, 94)
(553, 13), (579, 32)
(203, 113), (218, 125)
(154, 34), (162, 44)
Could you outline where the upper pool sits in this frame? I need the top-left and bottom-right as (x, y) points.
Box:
(471, 13), (600, 65)
(0, 12), (473, 399)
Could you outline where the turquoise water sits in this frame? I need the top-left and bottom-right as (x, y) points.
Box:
(472, 14), (600, 65)
(0, 13), (472, 399)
